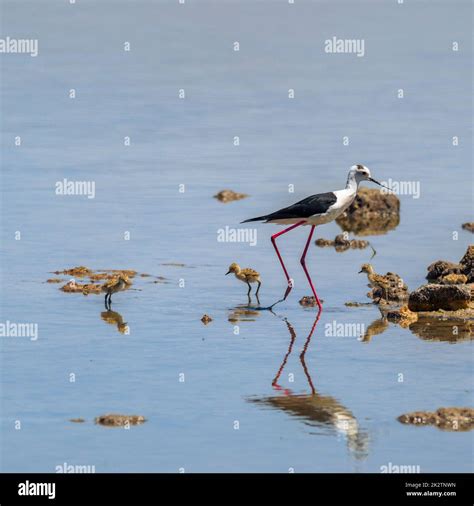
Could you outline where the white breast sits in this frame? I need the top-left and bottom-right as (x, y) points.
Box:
(306, 188), (356, 226)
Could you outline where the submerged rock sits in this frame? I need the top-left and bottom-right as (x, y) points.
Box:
(398, 407), (474, 431)
(94, 414), (146, 427)
(214, 189), (248, 203)
(345, 301), (373, 307)
(69, 418), (86, 423)
(408, 284), (471, 311)
(55, 267), (141, 295)
(54, 266), (92, 277)
(46, 278), (63, 283)
(315, 234), (371, 252)
(299, 296), (323, 307)
(462, 222), (474, 233)
(201, 314), (213, 325)
(60, 280), (102, 295)
(386, 305), (418, 327)
(336, 188), (400, 236)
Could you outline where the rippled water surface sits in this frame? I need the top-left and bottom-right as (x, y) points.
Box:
(1, 0), (472, 472)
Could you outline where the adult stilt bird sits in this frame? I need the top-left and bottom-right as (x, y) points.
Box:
(242, 165), (390, 310)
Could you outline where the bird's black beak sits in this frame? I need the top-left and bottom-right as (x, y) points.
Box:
(225, 271), (231, 275)
(358, 269), (363, 274)
(368, 177), (391, 191)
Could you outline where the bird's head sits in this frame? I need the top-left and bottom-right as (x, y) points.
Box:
(359, 263), (374, 275)
(118, 275), (131, 284)
(226, 263), (240, 275)
(349, 164), (391, 190)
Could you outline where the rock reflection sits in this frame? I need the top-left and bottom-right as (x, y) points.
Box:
(407, 316), (473, 342)
(249, 310), (369, 460)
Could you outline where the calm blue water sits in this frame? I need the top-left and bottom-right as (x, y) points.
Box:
(1, 0), (472, 473)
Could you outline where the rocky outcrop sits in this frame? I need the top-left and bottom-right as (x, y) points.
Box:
(426, 245), (473, 283)
(336, 188), (400, 236)
(408, 284), (471, 311)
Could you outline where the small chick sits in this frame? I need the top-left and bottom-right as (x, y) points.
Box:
(359, 264), (391, 303)
(102, 275), (131, 309)
(226, 262), (261, 299)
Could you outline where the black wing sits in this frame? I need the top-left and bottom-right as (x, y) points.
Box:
(242, 192), (337, 223)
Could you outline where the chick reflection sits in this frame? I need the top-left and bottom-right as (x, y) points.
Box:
(100, 309), (129, 334)
(228, 305), (261, 324)
(249, 311), (369, 460)
(361, 315), (389, 342)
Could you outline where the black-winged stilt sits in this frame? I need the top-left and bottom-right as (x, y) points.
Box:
(242, 165), (390, 310)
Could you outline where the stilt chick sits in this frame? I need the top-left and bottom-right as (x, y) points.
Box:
(102, 275), (131, 309)
(226, 263), (261, 299)
(359, 264), (391, 303)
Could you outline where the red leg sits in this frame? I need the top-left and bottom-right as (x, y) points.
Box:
(271, 221), (306, 302)
(300, 225), (322, 311)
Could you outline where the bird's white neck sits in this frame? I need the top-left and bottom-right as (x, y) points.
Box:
(345, 173), (359, 193)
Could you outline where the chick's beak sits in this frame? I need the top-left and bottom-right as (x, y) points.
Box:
(368, 177), (391, 191)
(225, 271), (231, 275)
(358, 269), (363, 274)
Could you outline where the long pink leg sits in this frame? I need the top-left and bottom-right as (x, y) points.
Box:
(300, 225), (322, 311)
(270, 220), (306, 303)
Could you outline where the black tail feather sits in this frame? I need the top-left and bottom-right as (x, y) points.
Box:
(241, 216), (268, 223)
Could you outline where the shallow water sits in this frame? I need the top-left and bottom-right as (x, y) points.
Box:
(0, 0), (472, 473)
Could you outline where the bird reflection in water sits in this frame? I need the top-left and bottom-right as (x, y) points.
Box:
(360, 314), (389, 342)
(228, 305), (261, 324)
(249, 309), (369, 460)
(100, 310), (129, 334)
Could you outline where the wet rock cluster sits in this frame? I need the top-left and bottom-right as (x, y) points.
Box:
(201, 314), (213, 325)
(94, 414), (146, 427)
(397, 407), (474, 431)
(299, 296), (323, 307)
(214, 189), (248, 203)
(408, 284), (471, 312)
(51, 266), (164, 296)
(315, 234), (371, 252)
(336, 188), (400, 236)
(369, 247), (474, 340)
(426, 246), (473, 283)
